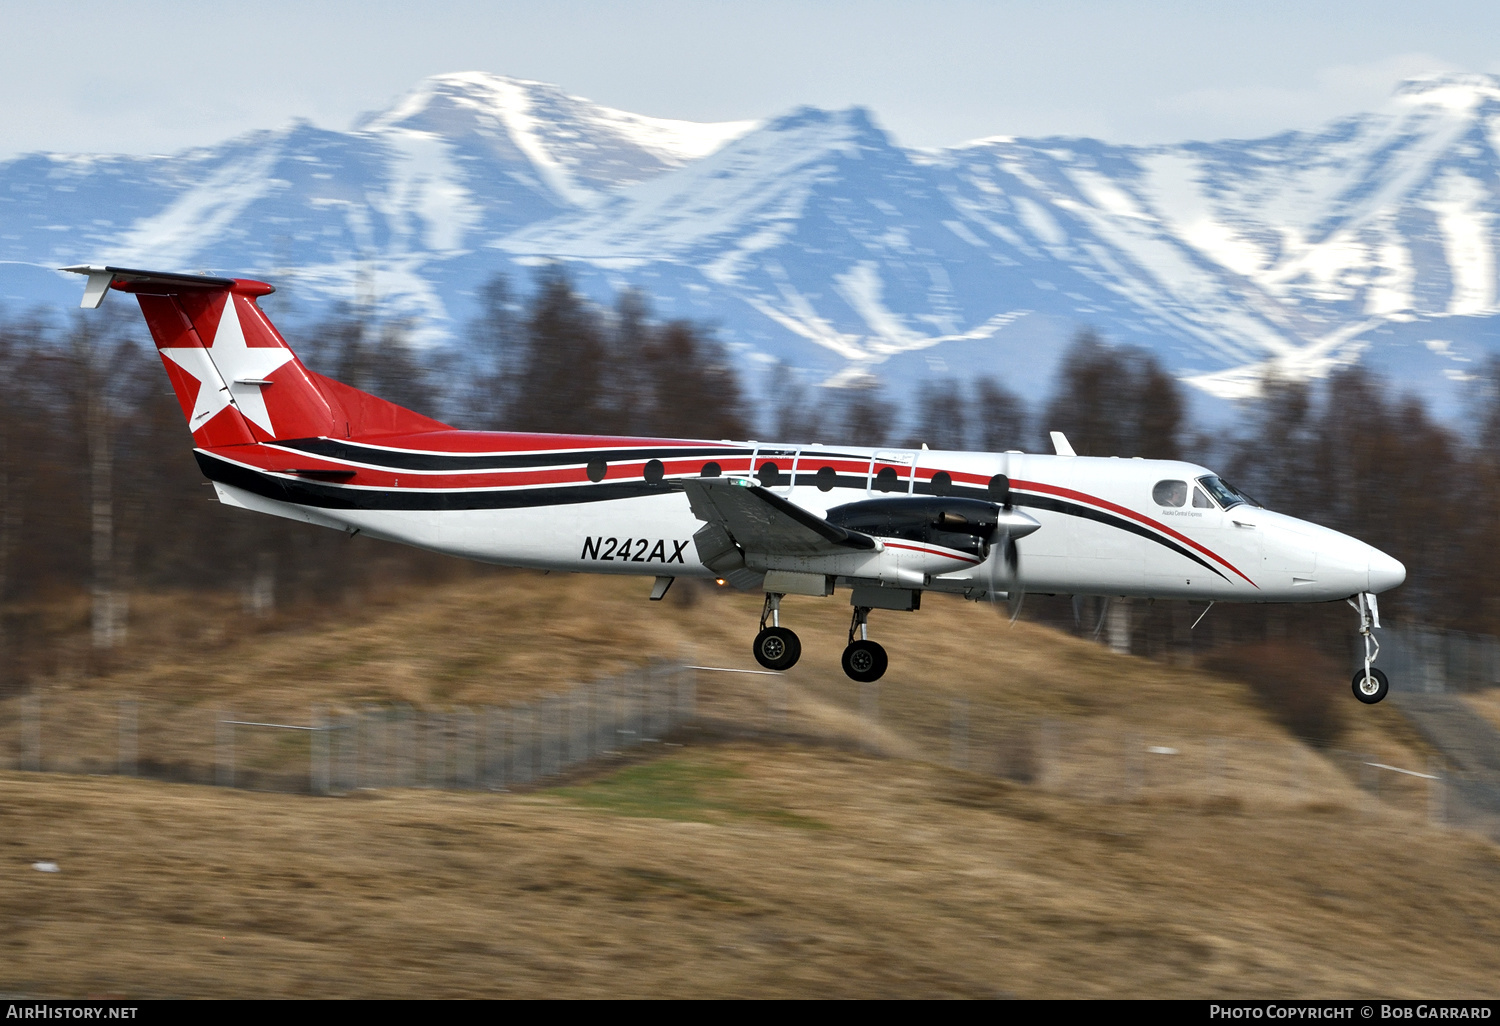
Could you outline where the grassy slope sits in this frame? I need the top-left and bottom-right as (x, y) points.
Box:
(1, 572), (1495, 997)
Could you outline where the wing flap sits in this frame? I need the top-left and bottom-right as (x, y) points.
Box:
(680, 478), (876, 556)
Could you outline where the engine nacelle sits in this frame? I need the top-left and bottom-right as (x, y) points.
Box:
(825, 496), (1002, 558)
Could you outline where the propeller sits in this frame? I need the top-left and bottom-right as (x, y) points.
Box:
(985, 463), (1037, 623)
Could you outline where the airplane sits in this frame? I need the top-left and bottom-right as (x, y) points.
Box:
(63, 265), (1407, 703)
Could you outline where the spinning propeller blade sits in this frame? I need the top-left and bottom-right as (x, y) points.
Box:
(986, 461), (1026, 623)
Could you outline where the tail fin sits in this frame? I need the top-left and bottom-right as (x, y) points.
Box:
(62, 265), (449, 446)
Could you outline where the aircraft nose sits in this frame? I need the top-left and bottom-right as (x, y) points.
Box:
(1367, 548), (1406, 593)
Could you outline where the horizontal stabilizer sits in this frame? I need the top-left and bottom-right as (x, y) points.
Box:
(61, 265), (238, 308)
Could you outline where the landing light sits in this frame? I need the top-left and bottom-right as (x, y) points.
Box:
(715, 578), (727, 586)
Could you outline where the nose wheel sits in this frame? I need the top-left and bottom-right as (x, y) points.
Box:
(1352, 666), (1389, 704)
(753, 593), (802, 671)
(841, 606), (888, 682)
(1347, 592), (1390, 703)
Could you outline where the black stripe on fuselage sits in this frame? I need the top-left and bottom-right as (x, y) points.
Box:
(925, 481), (1229, 582)
(203, 451), (1229, 580)
(272, 438), (882, 473)
(198, 451), (672, 510)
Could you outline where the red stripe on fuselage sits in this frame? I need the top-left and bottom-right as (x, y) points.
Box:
(220, 438), (1252, 586)
(1010, 477), (1257, 588)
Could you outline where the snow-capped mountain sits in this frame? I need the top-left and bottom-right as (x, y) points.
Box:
(4, 70), (1500, 413)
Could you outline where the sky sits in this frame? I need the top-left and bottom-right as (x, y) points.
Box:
(4, 1), (1500, 159)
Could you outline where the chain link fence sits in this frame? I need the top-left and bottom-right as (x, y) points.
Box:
(1379, 625), (1500, 694)
(1, 656), (1495, 840)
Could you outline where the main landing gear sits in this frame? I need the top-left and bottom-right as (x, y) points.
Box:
(841, 606), (888, 683)
(749, 595), (890, 682)
(752, 593), (802, 671)
(1349, 591), (1390, 704)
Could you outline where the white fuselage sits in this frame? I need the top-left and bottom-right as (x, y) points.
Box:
(211, 442), (1405, 604)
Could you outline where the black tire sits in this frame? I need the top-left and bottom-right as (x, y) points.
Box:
(753, 627), (801, 671)
(841, 640), (889, 683)
(1351, 666), (1390, 704)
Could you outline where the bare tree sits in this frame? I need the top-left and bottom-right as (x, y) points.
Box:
(908, 377), (968, 450)
(971, 376), (1030, 454)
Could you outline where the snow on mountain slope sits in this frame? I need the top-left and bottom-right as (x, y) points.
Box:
(359, 73), (755, 205)
(4, 71), (1500, 414)
(922, 74), (1500, 398)
(503, 106), (1080, 374)
(499, 106), (866, 263)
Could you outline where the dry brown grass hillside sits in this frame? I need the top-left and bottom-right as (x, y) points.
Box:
(1, 572), (1496, 998)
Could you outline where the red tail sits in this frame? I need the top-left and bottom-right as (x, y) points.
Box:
(64, 266), (449, 446)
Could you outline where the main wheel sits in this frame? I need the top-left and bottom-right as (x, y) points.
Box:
(1351, 666), (1390, 704)
(753, 626), (801, 671)
(841, 640), (889, 683)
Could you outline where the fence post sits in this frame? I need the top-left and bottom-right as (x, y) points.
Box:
(678, 666), (696, 728)
(513, 703), (532, 785)
(569, 687), (587, 768)
(216, 710), (234, 788)
(310, 705), (330, 796)
(455, 706), (476, 789)
(394, 704), (413, 787)
(425, 710), (446, 788)
(484, 706), (504, 790)
(588, 681), (606, 762)
(623, 675), (640, 750)
(359, 704), (382, 789)
(642, 665), (659, 742)
(118, 698), (137, 777)
(545, 695), (562, 777)
(21, 692), (40, 772)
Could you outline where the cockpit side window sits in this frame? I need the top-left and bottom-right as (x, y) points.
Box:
(1197, 475), (1260, 510)
(1152, 480), (1188, 507)
(1192, 486), (1214, 508)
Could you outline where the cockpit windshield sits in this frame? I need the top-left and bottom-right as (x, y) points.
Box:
(1196, 475), (1262, 510)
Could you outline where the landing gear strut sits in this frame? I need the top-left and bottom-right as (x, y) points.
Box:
(841, 606), (888, 683)
(752, 592), (801, 671)
(1348, 592), (1390, 704)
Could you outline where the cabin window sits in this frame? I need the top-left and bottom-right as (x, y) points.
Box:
(815, 466), (836, 492)
(931, 471), (952, 496)
(1152, 480), (1188, 507)
(586, 459), (607, 483)
(644, 459), (664, 484)
(701, 461), (721, 478)
(875, 466), (900, 492)
(757, 461), (782, 487)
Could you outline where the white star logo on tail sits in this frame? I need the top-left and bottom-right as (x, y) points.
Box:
(161, 296), (293, 435)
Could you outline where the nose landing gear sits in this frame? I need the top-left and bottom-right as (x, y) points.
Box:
(841, 606), (888, 683)
(1348, 592), (1390, 704)
(752, 592), (801, 671)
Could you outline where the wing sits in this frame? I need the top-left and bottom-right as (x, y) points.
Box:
(680, 477), (876, 560)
